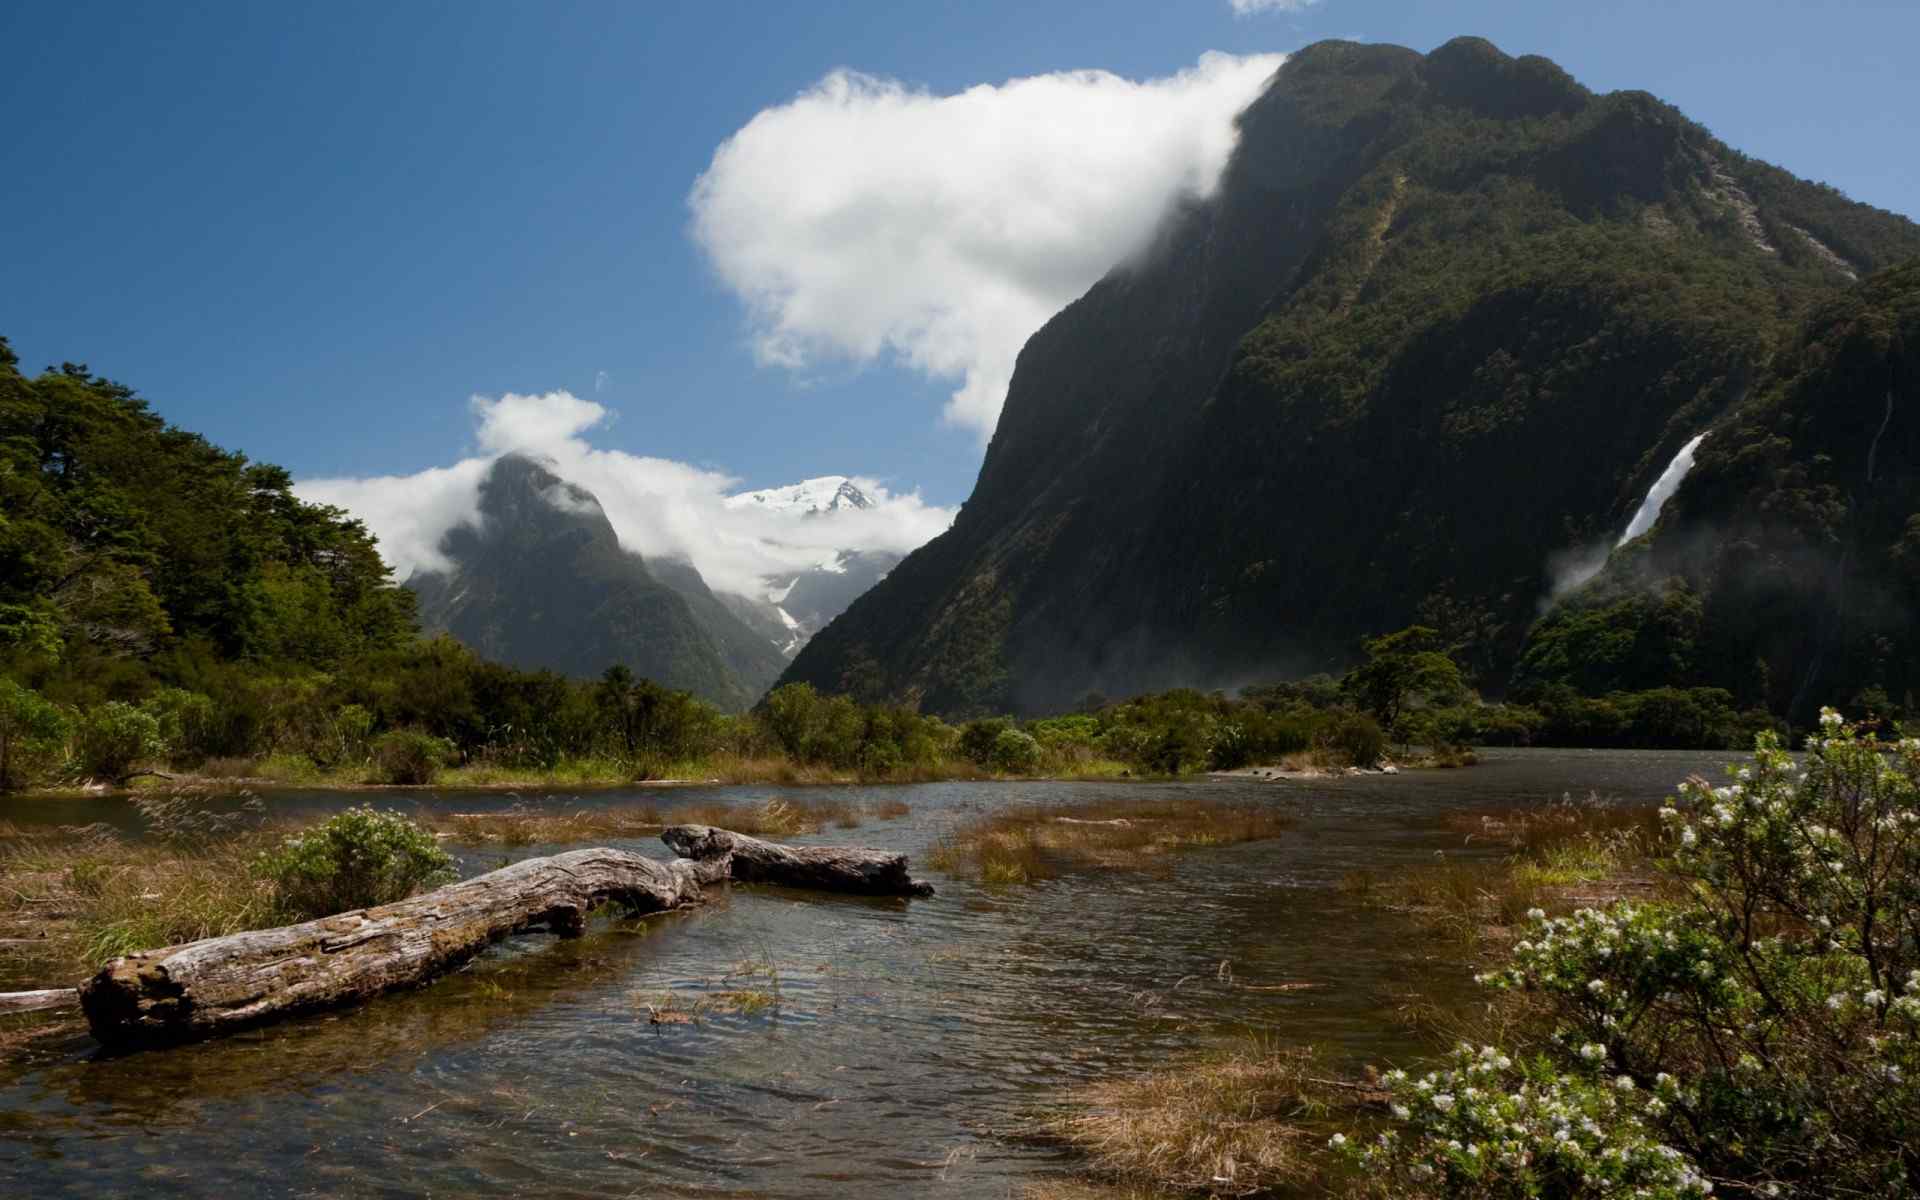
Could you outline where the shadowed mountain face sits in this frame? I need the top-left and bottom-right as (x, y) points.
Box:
(408, 454), (779, 709)
(781, 37), (1920, 716)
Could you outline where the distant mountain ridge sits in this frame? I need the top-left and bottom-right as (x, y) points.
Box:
(406, 456), (900, 705)
(781, 36), (1920, 716)
(406, 454), (775, 707)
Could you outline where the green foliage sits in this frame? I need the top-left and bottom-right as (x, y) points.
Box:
(1346, 713), (1920, 1196)
(0, 676), (70, 790)
(957, 717), (1014, 766)
(1315, 709), (1387, 769)
(139, 687), (219, 763)
(987, 727), (1042, 773)
(253, 805), (455, 919)
(369, 729), (454, 785)
(72, 700), (165, 779)
(1341, 625), (1468, 737)
(0, 338), (416, 690)
(1523, 261), (1920, 722)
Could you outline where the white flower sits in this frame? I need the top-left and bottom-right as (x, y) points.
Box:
(1614, 1075), (1634, 1092)
(1391, 1103), (1410, 1120)
(1526, 908), (1547, 921)
(1328, 1132), (1347, 1149)
(1432, 1092), (1456, 1112)
(1580, 1043), (1607, 1062)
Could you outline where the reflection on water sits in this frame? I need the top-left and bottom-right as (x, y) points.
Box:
(0, 749), (1732, 1196)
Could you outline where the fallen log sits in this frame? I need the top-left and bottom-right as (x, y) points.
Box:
(0, 987), (79, 1014)
(79, 847), (730, 1047)
(662, 824), (934, 897)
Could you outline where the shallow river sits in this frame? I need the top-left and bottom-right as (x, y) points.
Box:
(0, 748), (1737, 1197)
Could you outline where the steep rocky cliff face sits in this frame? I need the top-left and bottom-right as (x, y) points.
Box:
(408, 454), (778, 708)
(1521, 262), (1920, 720)
(783, 37), (1920, 714)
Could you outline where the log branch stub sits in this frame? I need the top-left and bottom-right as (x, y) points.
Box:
(661, 825), (934, 897)
(79, 847), (729, 1047)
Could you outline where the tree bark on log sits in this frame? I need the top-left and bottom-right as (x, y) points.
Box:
(79, 847), (730, 1047)
(0, 987), (78, 1014)
(661, 825), (934, 896)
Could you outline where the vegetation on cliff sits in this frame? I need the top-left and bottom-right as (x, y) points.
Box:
(1523, 260), (1920, 724)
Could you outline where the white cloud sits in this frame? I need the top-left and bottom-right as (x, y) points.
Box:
(1230, 0), (1322, 15)
(689, 51), (1285, 439)
(295, 391), (955, 598)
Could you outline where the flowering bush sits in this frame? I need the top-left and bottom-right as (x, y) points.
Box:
(1343, 711), (1920, 1197)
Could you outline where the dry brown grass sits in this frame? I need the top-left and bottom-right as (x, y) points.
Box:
(926, 797), (1294, 885)
(429, 794), (886, 845)
(1020, 1181), (1174, 1200)
(1037, 1043), (1362, 1196)
(0, 821), (286, 990)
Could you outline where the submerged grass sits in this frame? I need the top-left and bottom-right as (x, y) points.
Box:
(1032, 796), (1667, 1198)
(1339, 793), (1665, 949)
(1035, 1042), (1367, 1197)
(927, 797), (1294, 885)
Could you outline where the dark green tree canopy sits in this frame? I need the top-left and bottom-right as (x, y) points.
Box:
(0, 337), (416, 683)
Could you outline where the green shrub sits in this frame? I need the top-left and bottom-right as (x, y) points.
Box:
(988, 727), (1042, 773)
(370, 729), (454, 784)
(254, 805), (455, 918)
(315, 703), (375, 768)
(74, 700), (166, 780)
(958, 718), (1015, 766)
(140, 687), (219, 764)
(0, 677), (71, 791)
(1316, 709), (1385, 768)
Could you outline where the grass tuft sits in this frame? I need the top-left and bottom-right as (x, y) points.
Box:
(1036, 1042), (1358, 1196)
(927, 797), (1293, 885)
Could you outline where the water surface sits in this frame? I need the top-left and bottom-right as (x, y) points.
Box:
(0, 748), (1735, 1196)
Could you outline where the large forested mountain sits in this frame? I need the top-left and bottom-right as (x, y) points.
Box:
(407, 454), (784, 709)
(0, 338), (415, 697)
(783, 36), (1920, 716)
(1520, 261), (1920, 719)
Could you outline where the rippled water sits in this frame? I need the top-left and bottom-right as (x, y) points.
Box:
(0, 749), (1735, 1196)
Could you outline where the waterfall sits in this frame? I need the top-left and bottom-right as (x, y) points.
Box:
(1617, 433), (1707, 546)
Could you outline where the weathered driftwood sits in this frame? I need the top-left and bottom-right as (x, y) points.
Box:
(0, 987), (79, 1014)
(662, 825), (934, 897)
(79, 847), (730, 1047)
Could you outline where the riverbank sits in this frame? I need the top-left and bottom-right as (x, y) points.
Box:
(13, 753), (1157, 799)
(15, 743), (1493, 801)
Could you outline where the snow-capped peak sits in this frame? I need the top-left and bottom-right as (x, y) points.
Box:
(724, 475), (874, 516)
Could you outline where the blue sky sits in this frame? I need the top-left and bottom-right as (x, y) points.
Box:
(3, 0), (1915, 511)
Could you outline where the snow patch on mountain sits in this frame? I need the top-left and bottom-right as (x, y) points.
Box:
(724, 475), (875, 516)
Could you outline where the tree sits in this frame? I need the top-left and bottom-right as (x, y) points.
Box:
(1341, 625), (1466, 736)
(0, 677), (69, 791)
(596, 665), (638, 757)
